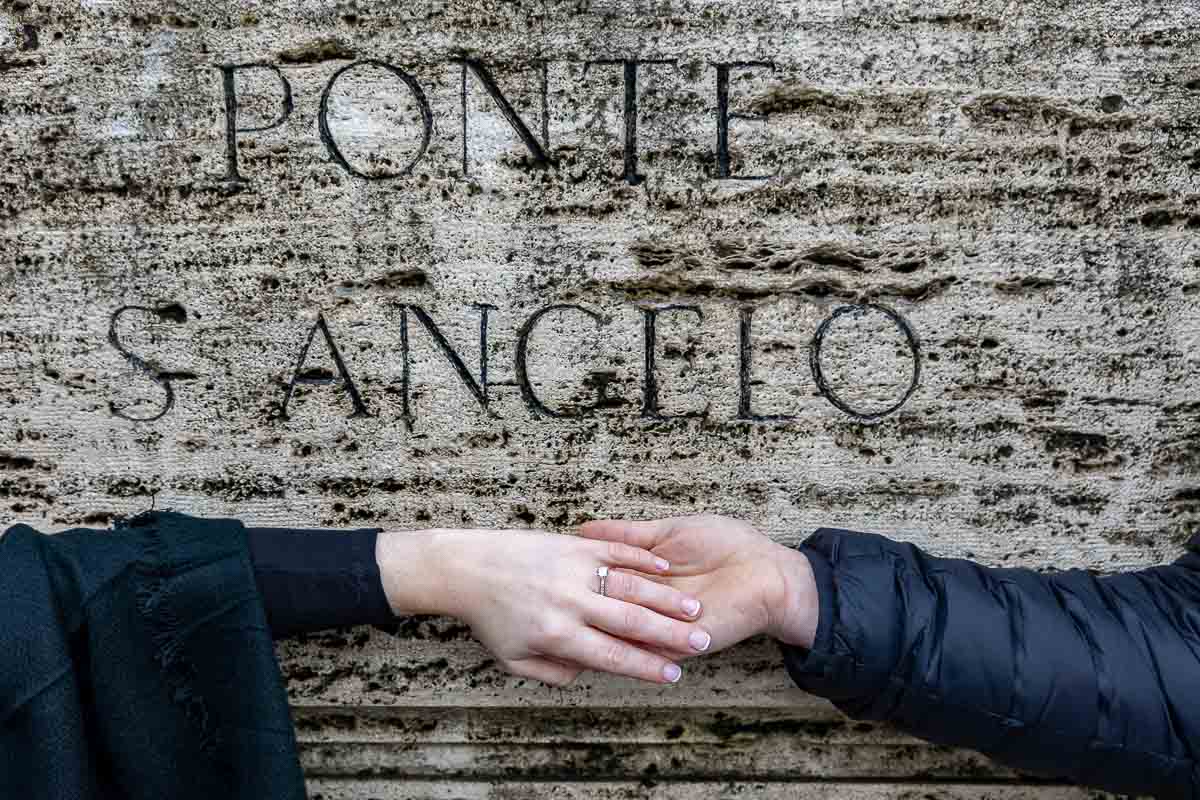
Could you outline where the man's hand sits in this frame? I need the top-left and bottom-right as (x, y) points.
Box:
(580, 515), (820, 654)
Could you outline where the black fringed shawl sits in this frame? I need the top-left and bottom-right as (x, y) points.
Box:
(0, 510), (307, 799)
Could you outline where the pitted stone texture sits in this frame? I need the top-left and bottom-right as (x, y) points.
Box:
(0, 0), (1196, 793)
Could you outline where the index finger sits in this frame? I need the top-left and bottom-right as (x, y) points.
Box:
(580, 519), (672, 550)
(591, 538), (671, 574)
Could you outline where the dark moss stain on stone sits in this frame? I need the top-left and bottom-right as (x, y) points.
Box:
(104, 475), (161, 497)
(748, 84), (860, 116)
(130, 13), (199, 29)
(391, 615), (473, 642)
(1022, 391), (1067, 410)
(1140, 209), (1175, 228)
(630, 240), (701, 270)
(293, 711), (358, 733)
(317, 475), (446, 497)
(322, 503), (385, 525)
(0, 56), (41, 72)
(1081, 396), (1159, 409)
(1170, 488), (1200, 505)
(188, 474), (287, 501)
(284, 664), (320, 682)
(795, 244), (874, 272)
(51, 511), (118, 526)
(1152, 432), (1200, 477)
(279, 38), (356, 64)
(0, 476), (53, 504)
(962, 92), (1136, 135)
(633, 238), (945, 276)
(705, 712), (846, 741)
(595, 272), (956, 303)
(1044, 430), (1125, 473)
(613, 236), (955, 302)
(1050, 490), (1109, 514)
(994, 276), (1059, 294)
(380, 657), (450, 682)
(911, 9), (1005, 30)
(0, 452), (49, 471)
(335, 269), (428, 303)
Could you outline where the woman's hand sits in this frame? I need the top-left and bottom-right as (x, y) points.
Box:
(376, 529), (712, 686)
(579, 515), (819, 654)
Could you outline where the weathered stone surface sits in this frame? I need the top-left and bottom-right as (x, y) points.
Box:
(1, 0), (1197, 795)
(304, 783), (1118, 800)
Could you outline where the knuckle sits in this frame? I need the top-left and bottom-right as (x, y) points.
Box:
(535, 618), (569, 647)
(606, 540), (628, 562)
(609, 571), (636, 599)
(620, 604), (643, 634)
(603, 642), (628, 670)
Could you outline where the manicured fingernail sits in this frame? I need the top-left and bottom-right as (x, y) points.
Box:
(689, 630), (711, 652)
(682, 597), (701, 616)
(663, 663), (682, 683)
(654, 557), (670, 571)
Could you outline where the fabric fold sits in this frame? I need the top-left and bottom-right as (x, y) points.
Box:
(1, 509), (307, 800)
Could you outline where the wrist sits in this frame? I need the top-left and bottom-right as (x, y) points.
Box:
(376, 529), (463, 617)
(764, 543), (819, 648)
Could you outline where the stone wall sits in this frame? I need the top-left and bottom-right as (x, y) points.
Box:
(2, 0), (1198, 796)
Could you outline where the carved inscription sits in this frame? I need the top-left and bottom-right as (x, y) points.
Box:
(106, 302), (921, 427)
(216, 57), (786, 184)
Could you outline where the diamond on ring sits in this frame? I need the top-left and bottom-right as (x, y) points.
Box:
(596, 566), (609, 596)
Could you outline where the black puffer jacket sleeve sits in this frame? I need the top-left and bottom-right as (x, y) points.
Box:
(781, 528), (1200, 799)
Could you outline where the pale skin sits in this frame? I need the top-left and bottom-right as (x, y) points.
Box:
(579, 515), (820, 653)
(375, 528), (715, 686)
(373, 516), (818, 687)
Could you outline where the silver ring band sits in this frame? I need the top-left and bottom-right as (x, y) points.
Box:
(596, 566), (609, 597)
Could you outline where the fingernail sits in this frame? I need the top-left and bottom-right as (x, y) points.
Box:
(682, 597), (701, 616)
(663, 663), (682, 683)
(689, 630), (711, 652)
(654, 557), (670, 571)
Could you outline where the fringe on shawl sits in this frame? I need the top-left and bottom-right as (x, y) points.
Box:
(120, 508), (221, 759)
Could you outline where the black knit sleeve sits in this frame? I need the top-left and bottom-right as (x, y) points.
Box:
(245, 525), (398, 639)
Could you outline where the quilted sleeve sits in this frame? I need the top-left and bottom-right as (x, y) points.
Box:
(781, 528), (1200, 799)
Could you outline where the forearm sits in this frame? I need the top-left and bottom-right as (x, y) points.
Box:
(246, 525), (399, 638)
(775, 529), (1200, 798)
(246, 526), (481, 638)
